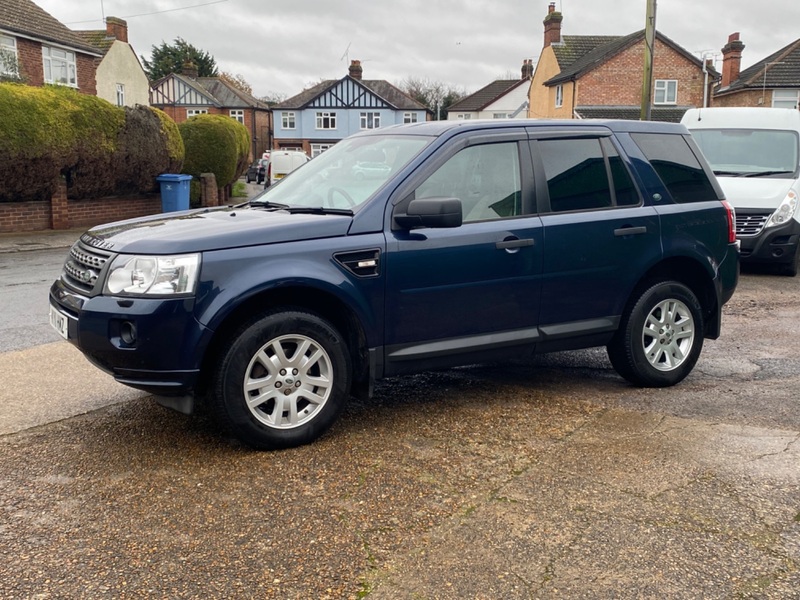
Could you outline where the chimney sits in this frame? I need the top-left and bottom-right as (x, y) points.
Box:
(182, 60), (198, 79)
(105, 16), (128, 43)
(720, 32), (745, 88)
(521, 59), (534, 80)
(543, 2), (563, 48)
(349, 59), (363, 80)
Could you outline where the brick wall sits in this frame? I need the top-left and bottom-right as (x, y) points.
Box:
(16, 38), (44, 86)
(713, 89), (769, 107)
(0, 194), (162, 233)
(577, 38), (706, 108)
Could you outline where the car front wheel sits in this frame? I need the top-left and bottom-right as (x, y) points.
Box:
(212, 310), (351, 449)
(607, 281), (703, 387)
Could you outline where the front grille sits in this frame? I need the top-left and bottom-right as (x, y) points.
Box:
(62, 241), (113, 294)
(735, 212), (770, 237)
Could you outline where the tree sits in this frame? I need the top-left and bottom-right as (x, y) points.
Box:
(219, 72), (253, 95)
(142, 37), (218, 82)
(399, 77), (466, 120)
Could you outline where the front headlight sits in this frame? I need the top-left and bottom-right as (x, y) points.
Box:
(104, 253), (200, 296)
(765, 190), (798, 229)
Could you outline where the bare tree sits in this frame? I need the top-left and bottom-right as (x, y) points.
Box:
(399, 77), (466, 120)
(220, 71), (253, 95)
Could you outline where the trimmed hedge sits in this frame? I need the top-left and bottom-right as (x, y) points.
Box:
(178, 114), (250, 190)
(0, 83), (184, 202)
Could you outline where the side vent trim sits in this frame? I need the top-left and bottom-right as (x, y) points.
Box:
(334, 249), (382, 278)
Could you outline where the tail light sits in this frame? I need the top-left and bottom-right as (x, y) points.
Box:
(722, 200), (736, 244)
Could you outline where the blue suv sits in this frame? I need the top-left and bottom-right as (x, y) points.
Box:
(49, 119), (739, 449)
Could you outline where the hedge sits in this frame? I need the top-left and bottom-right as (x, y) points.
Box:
(178, 114), (250, 190)
(0, 83), (184, 202)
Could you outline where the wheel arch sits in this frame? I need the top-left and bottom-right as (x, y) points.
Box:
(195, 285), (369, 397)
(627, 256), (720, 338)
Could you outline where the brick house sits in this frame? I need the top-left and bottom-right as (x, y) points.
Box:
(713, 33), (800, 109)
(528, 3), (717, 122)
(150, 71), (272, 161)
(447, 60), (533, 120)
(0, 0), (101, 93)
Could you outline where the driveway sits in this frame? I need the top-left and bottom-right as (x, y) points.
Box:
(0, 257), (798, 598)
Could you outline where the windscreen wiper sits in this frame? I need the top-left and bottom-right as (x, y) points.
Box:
(742, 170), (795, 178)
(283, 206), (354, 216)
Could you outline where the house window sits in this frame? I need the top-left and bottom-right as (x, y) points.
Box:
(311, 143), (336, 157)
(187, 108), (208, 118)
(654, 80), (678, 105)
(115, 83), (125, 106)
(230, 109), (244, 124)
(282, 112), (296, 129)
(457, 114), (472, 120)
(555, 84), (563, 108)
(773, 90), (799, 110)
(493, 113), (510, 119)
(403, 112), (418, 124)
(42, 46), (77, 86)
(316, 112), (337, 129)
(0, 34), (18, 76)
(360, 112), (381, 129)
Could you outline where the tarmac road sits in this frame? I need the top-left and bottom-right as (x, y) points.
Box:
(0, 226), (798, 599)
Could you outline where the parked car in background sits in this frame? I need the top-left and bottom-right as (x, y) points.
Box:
(245, 158), (269, 184)
(352, 161), (391, 180)
(682, 107), (800, 275)
(50, 119), (738, 450)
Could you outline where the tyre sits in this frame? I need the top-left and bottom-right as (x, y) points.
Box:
(607, 281), (703, 387)
(212, 310), (351, 449)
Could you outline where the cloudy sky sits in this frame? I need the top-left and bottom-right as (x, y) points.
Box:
(34, 0), (799, 99)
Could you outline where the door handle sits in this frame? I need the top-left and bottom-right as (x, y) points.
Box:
(614, 226), (647, 237)
(496, 238), (534, 250)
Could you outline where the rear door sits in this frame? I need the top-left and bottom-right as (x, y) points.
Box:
(531, 131), (661, 335)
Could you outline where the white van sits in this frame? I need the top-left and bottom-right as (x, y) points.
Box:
(266, 150), (310, 186)
(681, 107), (800, 275)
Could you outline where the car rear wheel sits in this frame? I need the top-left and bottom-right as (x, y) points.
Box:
(607, 281), (703, 387)
(212, 310), (351, 449)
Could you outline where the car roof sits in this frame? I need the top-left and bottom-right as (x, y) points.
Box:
(357, 118), (687, 138)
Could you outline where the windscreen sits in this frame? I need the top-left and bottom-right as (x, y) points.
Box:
(690, 128), (800, 177)
(251, 134), (432, 210)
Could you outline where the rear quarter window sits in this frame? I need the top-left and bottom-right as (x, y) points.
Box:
(631, 133), (719, 203)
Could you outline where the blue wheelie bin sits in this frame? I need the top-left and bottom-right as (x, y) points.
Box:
(156, 174), (192, 212)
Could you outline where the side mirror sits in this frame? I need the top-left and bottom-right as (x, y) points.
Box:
(394, 197), (463, 229)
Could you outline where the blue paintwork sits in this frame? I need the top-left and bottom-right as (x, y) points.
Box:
(49, 119), (739, 396)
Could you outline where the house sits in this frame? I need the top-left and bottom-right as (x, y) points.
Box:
(447, 60), (533, 120)
(0, 0), (102, 93)
(150, 70), (272, 161)
(74, 17), (149, 107)
(273, 60), (430, 157)
(528, 2), (716, 122)
(713, 32), (800, 109)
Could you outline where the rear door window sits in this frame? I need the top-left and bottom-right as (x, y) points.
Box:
(538, 137), (639, 212)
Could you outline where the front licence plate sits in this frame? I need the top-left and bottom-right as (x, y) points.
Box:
(49, 304), (69, 340)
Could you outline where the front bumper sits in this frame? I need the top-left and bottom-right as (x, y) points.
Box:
(49, 279), (209, 396)
(738, 215), (800, 265)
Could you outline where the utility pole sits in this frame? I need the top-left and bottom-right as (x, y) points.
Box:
(640, 0), (657, 120)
